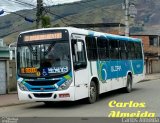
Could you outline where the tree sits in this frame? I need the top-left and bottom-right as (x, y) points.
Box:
(41, 15), (51, 28)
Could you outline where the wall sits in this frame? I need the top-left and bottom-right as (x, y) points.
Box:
(0, 61), (7, 94)
(152, 60), (160, 73)
(131, 36), (149, 51)
(9, 60), (17, 92)
(132, 35), (160, 74)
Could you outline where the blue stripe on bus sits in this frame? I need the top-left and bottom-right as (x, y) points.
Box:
(88, 31), (141, 42)
(97, 60), (143, 81)
(106, 35), (141, 42)
(88, 31), (95, 36)
(19, 71), (72, 92)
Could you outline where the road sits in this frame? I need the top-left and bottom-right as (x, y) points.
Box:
(0, 79), (160, 117)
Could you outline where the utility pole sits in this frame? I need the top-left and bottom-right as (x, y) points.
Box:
(124, 0), (129, 36)
(36, 0), (43, 28)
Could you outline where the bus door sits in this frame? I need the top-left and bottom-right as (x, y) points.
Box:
(71, 34), (89, 100)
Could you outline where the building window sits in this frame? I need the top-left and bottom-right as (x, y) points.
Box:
(149, 36), (158, 46)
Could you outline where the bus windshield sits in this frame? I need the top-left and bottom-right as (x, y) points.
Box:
(17, 42), (71, 78)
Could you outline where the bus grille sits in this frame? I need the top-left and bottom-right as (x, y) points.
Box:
(25, 80), (59, 86)
(31, 88), (56, 91)
(33, 93), (52, 98)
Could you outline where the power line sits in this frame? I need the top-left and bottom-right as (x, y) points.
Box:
(1, 0), (126, 37)
(50, 0), (55, 5)
(3, 9), (36, 22)
(44, 0), (123, 26)
(60, 0), (98, 6)
(0, 9), (35, 37)
(42, 0), (101, 25)
(45, 0), (53, 6)
(4, 10), (26, 18)
(44, 0), (112, 26)
(4, 0), (68, 26)
(6, 0), (30, 7)
(6, 0), (35, 8)
(3, 26), (34, 38)
(3, 0), (124, 28)
(43, 8), (69, 26)
(5, 0), (37, 17)
(4, 0), (104, 24)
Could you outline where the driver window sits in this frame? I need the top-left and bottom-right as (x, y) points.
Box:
(71, 39), (87, 70)
(77, 40), (86, 63)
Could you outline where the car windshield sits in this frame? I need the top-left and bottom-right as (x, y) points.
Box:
(17, 42), (71, 78)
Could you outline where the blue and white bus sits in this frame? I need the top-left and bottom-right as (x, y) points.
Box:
(16, 27), (144, 104)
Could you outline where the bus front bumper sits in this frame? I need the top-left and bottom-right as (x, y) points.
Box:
(17, 86), (75, 101)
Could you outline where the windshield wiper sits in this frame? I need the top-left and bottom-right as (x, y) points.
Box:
(44, 43), (55, 55)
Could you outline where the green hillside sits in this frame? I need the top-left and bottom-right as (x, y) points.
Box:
(0, 0), (160, 45)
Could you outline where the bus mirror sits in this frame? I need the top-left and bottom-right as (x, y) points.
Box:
(9, 50), (13, 60)
(77, 42), (83, 52)
(72, 39), (77, 44)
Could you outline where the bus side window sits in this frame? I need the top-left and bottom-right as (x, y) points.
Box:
(71, 39), (76, 62)
(97, 37), (109, 60)
(85, 36), (98, 61)
(131, 42), (135, 59)
(109, 39), (119, 59)
(135, 42), (143, 59)
(119, 41), (127, 60)
(126, 41), (136, 59)
(76, 40), (86, 63)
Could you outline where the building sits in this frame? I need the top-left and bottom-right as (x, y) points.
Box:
(0, 39), (16, 94)
(106, 31), (160, 74)
(130, 34), (160, 74)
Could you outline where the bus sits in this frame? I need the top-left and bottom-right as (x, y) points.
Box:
(16, 27), (144, 104)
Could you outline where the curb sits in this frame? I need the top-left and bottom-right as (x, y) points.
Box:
(139, 78), (160, 83)
(0, 101), (35, 108)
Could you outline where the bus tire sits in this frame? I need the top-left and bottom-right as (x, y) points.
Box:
(86, 81), (98, 104)
(124, 75), (132, 93)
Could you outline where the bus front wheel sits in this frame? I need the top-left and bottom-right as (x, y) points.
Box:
(124, 75), (132, 93)
(86, 81), (98, 104)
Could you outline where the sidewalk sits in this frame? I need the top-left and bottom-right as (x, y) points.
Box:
(0, 94), (33, 107)
(143, 73), (160, 82)
(0, 73), (160, 107)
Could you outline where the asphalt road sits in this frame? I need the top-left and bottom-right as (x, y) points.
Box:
(0, 79), (160, 117)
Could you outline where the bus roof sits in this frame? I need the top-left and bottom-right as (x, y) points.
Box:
(20, 27), (141, 42)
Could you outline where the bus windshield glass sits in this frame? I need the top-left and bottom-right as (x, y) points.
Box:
(17, 42), (71, 78)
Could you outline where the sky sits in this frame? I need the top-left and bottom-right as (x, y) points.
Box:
(0, 0), (81, 15)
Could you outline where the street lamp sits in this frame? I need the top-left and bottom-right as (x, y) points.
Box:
(0, 9), (4, 15)
(0, 9), (35, 23)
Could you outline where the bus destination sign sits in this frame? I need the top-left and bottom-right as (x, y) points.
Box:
(24, 32), (62, 42)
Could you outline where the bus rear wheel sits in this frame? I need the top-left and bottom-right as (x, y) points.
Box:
(124, 75), (132, 93)
(86, 81), (98, 104)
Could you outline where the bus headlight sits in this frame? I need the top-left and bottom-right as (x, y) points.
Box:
(18, 82), (29, 91)
(58, 79), (72, 90)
